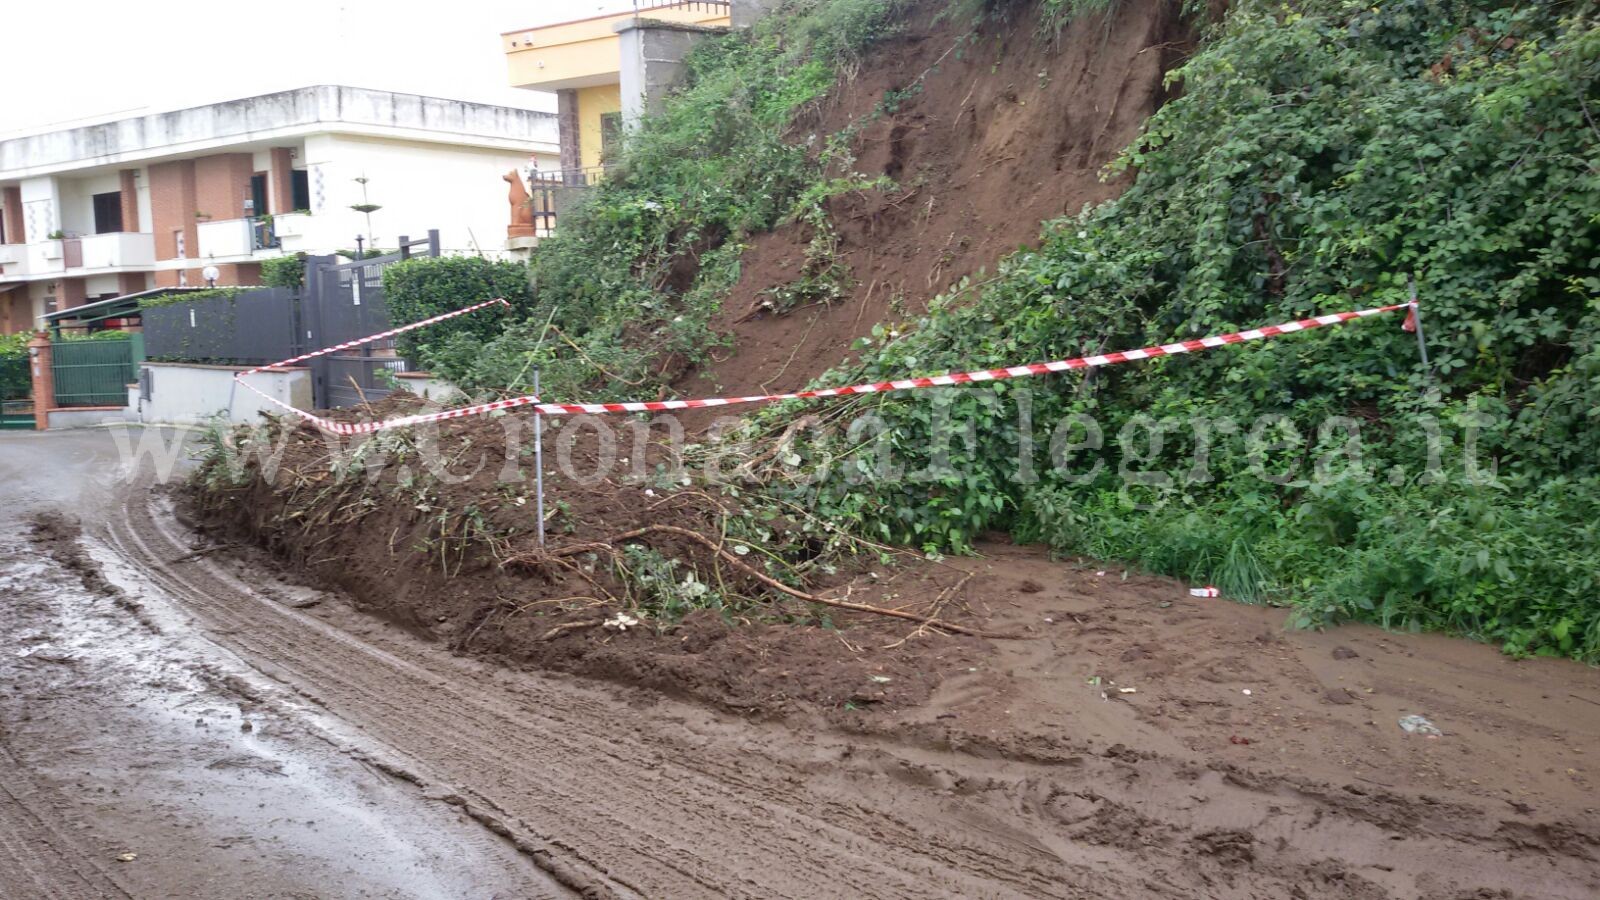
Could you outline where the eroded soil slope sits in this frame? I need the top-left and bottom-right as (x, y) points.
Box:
(681, 0), (1189, 400)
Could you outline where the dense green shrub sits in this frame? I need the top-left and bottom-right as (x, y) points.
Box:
(137, 288), (243, 310)
(381, 256), (532, 371)
(0, 333), (30, 401)
(261, 255), (305, 291)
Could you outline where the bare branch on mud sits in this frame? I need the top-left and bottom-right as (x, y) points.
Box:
(733, 415), (821, 479)
(536, 619), (606, 642)
(882, 572), (972, 649)
(509, 525), (1019, 639)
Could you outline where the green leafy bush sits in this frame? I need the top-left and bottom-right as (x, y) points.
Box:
(137, 288), (244, 309)
(381, 256), (531, 371)
(261, 255), (306, 291)
(0, 333), (30, 402)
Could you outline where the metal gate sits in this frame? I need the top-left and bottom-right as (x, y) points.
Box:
(52, 335), (144, 407)
(304, 231), (439, 410)
(0, 351), (32, 429)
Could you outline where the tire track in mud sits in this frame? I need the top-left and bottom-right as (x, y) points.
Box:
(107, 480), (1600, 899)
(108, 486), (1067, 899)
(0, 743), (131, 900)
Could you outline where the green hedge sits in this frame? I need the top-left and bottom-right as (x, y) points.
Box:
(261, 255), (305, 290)
(381, 256), (532, 373)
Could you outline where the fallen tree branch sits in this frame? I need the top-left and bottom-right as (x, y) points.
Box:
(882, 572), (972, 650)
(511, 525), (1020, 639)
(537, 619), (605, 642)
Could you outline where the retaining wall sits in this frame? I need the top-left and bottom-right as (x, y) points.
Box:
(138, 362), (312, 426)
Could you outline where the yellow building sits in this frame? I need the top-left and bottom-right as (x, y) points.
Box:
(502, 2), (733, 176)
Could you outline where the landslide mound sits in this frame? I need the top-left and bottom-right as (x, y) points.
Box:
(188, 395), (987, 717)
(680, 0), (1191, 402)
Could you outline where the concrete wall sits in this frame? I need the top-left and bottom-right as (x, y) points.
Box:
(57, 172), (121, 237)
(617, 20), (726, 125)
(47, 406), (135, 429)
(138, 362), (312, 426)
(19, 177), (59, 243)
(393, 373), (460, 404)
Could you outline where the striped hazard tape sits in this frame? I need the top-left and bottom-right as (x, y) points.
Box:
(236, 298), (1417, 436)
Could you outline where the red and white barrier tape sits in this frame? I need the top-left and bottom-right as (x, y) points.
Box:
(237, 299), (1415, 436)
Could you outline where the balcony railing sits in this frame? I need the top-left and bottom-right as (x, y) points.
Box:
(636, 1), (731, 13)
(75, 233), (156, 270)
(0, 234), (154, 277)
(526, 166), (611, 234)
(251, 216), (279, 251)
(529, 165), (609, 188)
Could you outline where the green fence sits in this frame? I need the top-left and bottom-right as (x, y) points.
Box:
(52, 335), (143, 408)
(0, 352), (31, 429)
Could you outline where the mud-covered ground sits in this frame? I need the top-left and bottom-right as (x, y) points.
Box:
(0, 429), (567, 899)
(4, 426), (1599, 898)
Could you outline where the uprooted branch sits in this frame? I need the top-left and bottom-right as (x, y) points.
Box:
(507, 524), (1020, 639)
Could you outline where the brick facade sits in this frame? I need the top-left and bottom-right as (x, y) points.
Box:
(118, 272), (147, 296)
(60, 278), (87, 310)
(1, 291), (26, 333)
(119, 170), (139, 234)
(148, 159), (198, 262)
(269, 147), (295, 214)
(2, 185), (23, 244)
(194, 153), (254, 222)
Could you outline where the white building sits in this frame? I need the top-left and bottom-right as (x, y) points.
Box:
(0, 85), (558, 334)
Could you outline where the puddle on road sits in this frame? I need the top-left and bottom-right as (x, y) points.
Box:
(0, 531), (563, 899)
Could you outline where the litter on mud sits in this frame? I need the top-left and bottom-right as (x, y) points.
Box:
(1399, 714), (1444, 737)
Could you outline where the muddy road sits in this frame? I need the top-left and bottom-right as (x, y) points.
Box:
(0, 430), (566, 899)
(3, 427), (1599, 899)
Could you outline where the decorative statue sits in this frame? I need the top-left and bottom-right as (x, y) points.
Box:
(505, 170), (536, 238)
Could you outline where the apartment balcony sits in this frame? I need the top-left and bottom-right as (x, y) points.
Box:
(0, 243), (25, 273)
(196, 216), (281, 260)
(271, 212), (336, 254)
(25, 239), (65, 277)
(503, 2), (730, 91)
(0, 234), (156, 281)
(0, 234), (156, 280)
(71, 232), (156, 271)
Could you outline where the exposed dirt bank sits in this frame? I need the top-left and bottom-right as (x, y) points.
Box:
(680, 0), (1190, 403)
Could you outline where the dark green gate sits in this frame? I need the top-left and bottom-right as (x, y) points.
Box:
(52, 335), (143, 408)
(0, 350), (32, 429)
